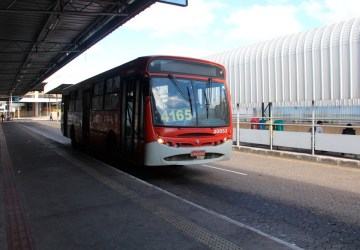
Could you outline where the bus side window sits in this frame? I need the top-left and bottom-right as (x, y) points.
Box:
(105, 76), (121, 110)
(75, 90), (82, 111)
(69, 90), (77, 111)
(92, 81), (104, 110)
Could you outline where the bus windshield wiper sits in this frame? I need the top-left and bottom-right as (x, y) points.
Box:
(203, 78), (213, 118)
(207, 78), (213, 106)
(204, 90), (210, 118)
(168, 74), (190, 102)
(187, 87), (193, 114)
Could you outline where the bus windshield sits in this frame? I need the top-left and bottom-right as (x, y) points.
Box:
(151, 76), (229, 127)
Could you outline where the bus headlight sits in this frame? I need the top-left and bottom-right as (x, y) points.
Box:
(157, 138), (164, 144)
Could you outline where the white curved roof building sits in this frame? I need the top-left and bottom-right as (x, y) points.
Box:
(205, 18), (360, 107)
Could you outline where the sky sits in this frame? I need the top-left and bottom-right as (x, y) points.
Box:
(44, 0), (360, 92)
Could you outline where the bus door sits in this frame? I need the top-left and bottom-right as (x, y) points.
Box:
(62, 95), (69, 136)
(121, 78), (142, 158)
(82, 89), (91, 142)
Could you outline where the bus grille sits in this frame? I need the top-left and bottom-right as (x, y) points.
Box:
(164, 153), (222, 161)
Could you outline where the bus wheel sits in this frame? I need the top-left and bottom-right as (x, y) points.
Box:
(106, 133), (118, 164)
(70, 127), (77, 149)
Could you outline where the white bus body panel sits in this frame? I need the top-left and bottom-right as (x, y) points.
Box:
(144, 140), (233, 166)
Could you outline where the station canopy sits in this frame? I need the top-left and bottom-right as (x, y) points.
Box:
(0, 0), (187, 100)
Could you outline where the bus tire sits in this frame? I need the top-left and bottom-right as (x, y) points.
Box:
(106, 132), (118, 164)
(70, 127), (77, 149)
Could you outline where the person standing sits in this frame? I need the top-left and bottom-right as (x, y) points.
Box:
(1, 113), (4, 122)
(342, 124), (356, 135)
(341, 124), (356, 156)
(315, 121), (323, 133)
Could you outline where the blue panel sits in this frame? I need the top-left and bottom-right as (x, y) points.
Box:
(158, 0), (188, 6)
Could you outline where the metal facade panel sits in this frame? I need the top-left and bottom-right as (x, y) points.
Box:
(256, 42), (265, 103)
(262, 41), (271, 103)
(250, 45), (257, 103)
(296, 32), (306, 102)
(289, 33), (300, 102)
(313, 27), (325, 101)
(268, 39), (277, 103)
(282, 34), (291, 102)
(205, 17), (360, 107)
(275, 37), (285, 102)
(350, 19), (360, 99)
(340, 20), (353, 100)
(240, 47), (247, 104)
(244, 46), (252, 103)
(233, 47), (242, 105)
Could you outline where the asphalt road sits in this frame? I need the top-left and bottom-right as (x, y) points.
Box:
(19, 121), (360, 249)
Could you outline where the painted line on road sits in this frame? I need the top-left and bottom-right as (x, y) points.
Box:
(18, 123), (299, 250)
(203, 165), (248, 176)
(130, 168), (302, 250)
(43, 141), (300, 250)
(43, 145), (244, 250)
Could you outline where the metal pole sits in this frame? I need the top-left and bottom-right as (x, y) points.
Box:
(48, 94), (50, 118)
(56, 94), (59, 122)
(9, 93), (12, 120)
(312, 101), (315, 155)
(269, 102), (273, 151)
(236, 104), (240, 147)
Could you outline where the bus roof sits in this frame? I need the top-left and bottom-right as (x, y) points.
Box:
(62, 55), (225, 94)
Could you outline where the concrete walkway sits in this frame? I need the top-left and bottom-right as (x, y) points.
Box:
(0, 122), (299, 250)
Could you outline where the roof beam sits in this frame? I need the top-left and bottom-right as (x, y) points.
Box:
(0, 39), (77, 46)
(0, 9), (129, 16)
(0, 50), (79, 54)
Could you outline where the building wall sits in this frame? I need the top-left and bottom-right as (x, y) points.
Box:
(205, 17), (360, 108)
(15, 91), (62, 118)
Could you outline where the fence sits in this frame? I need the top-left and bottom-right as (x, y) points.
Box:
(233, 115), (360, 157)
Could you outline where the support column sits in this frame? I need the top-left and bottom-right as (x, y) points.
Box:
(35, 91), (39, 117)
(56, 94), (59, 122)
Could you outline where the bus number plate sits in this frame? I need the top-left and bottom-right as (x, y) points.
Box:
(190, 150), (206, 160)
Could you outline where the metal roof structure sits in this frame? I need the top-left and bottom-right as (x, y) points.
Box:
(206, 17), (360, 107)
(0, 0), (158, 100)
(45, 83), (72, 94)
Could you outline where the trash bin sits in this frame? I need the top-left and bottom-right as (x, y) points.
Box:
(274, 120), (284, 131)
(259, 119), (267, 130)
(266, 119), (273, 130)
(250, 117), (259, 129)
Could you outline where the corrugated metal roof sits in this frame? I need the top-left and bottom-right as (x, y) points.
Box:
(0, 0), (156, 100)
(205, 17), (360, 107)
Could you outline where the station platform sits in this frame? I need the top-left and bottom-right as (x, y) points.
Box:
(0, 122), (298, 250)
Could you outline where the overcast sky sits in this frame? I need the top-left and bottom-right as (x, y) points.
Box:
(44, 0), (360, 92)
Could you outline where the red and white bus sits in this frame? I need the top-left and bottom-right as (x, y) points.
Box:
(61, 56), (232, 166)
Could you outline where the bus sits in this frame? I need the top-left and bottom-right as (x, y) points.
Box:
(61, 56), (232, 166)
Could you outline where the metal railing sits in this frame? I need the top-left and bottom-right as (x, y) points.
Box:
(233, 114), (360, 158)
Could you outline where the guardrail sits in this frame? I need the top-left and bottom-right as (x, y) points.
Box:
(233, 115), (360, 158)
